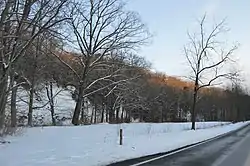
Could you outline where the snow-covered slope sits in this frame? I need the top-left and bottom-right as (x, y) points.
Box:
(0, 121), (248, 166)
(13, 84), (99, 126)
(15, 85), (75, 125)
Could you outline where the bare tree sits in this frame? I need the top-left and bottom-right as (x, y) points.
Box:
(184, 14), (238, 130)
(56, 0), (150, 125)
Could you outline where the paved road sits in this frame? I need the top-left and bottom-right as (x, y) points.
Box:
(109, 124), (250, 166)
(214, 126), (250, 166)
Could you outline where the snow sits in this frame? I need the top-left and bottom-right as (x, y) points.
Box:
(14, 85), (98, 126)
(15, 85), (75, 125)
(0, 121), (249, 166)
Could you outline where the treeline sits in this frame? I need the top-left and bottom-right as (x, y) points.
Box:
(0, 0), (249, 131)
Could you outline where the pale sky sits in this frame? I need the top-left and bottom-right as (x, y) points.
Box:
(127, 0), (250, 85)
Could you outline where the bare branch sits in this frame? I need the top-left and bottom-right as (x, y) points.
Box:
(82, 75), (140, 98)
(198, 45), (238, 75)
(197, 74), (228, 90)
(32, 89), (63, 110)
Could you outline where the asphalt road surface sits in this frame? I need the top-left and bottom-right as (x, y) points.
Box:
(109, 124), (250, 166)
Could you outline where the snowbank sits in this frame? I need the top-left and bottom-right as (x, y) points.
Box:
(0, 121), (248, 166)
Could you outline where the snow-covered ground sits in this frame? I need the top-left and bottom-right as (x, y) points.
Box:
(0, 121), (249, 166)
(15, 86), (75, 125)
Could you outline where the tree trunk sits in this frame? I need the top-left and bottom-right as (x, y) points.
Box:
(90, 106), (94, 124)
(121, 107), (124, 123)
(27, 31), (40, 126)
(109, 108), (115, 123)
(106, 104), (108, 123)
(28, 86), (34, 126)
(80, 99), (84, 124)
(10, 83), (17, 127)
(8, 69), (17, 127)
(128, 110), (131, 123)
(46, 82), (56, 126)
(50, 83), (56, 125)
(80, 110), (84, 123)
(85, 98), (89, 123)
(108, 99), (115, 123)
(28, 58), (37, 127)
(72, 86), (83, 125)
(101, 102), (105, 123)
(0, 0), (14, 129)
(191, 86), (198, 130)
(0, 74), (8, 129)
(94, 102), (97, 124)
(116, 107), (119, 123)
(125, 109), (128, 122)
